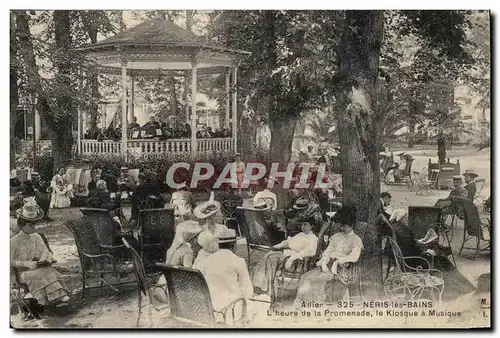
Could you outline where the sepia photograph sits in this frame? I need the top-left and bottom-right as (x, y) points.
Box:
(8, 8), (491, 329)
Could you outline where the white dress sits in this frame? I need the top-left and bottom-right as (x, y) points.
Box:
(50, 174), (72, 209)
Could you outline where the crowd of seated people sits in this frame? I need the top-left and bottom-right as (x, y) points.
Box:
(84, 116), (232, 141)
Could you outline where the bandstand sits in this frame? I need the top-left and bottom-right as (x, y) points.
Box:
(77, 18), (250, 160)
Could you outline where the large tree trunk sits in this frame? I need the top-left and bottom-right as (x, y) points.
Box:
(336, 10), (384, 298)
(52, 11), (74, 171)
(437, 134), (446, 164)
(10, 13), (19, 169)
(269, 116), (296, 209)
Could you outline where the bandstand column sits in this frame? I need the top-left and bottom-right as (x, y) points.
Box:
(121, 60), (128, 160)
(191, 62), (198, 156)
(185, 70), (190, 123)
(225, 70), (230, 129)
(232, 67), (238, 152)
(129, 75), (135, 121)
(77, 68), (83, 155)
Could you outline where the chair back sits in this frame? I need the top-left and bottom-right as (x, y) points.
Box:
(387, 237), (406, 273)
(428, 169), (440, 184)
(221, 199), (239, 219)
(80, 208), (118, 246)
(408, 206), (442, 240)
(64, 218), (102, 270)
(240, 209), (274, 249)
(156, 264), (216, 327)
(475, 179), (486, 197)
(122, 238), (150, 295)
(138, 208), (176, 265)
(402, 158), (414, 176)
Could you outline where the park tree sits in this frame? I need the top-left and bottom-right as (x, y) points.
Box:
(331, 10), (474, 296)
(13, 10), (121, 171)
(208, 10), (342, 167)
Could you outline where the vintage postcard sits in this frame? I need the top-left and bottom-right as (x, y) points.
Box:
(9, 9), (491, 329)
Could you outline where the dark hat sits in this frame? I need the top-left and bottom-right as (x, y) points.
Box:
(332, 205), (357, 226)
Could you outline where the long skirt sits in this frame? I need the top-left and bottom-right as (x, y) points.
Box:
(251, 252), (284, 294)
(293, 263), (358, 307)
(19, 266), (68, 306)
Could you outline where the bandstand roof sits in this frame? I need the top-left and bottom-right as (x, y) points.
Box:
(78, 18), (250, 77)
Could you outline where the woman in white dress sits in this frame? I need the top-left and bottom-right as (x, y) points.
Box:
(50, 167), (72, 209)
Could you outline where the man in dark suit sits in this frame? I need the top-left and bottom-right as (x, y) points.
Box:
(462, 169), (478, 201)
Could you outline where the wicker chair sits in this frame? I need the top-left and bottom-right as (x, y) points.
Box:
(220, 199), (242, 237)
(137, 208), (176, 273)
(155, 264), (248, 328)
(384, 237), (444, 302)
(240, 209), (282, 264)
(122, 238), (169, 327)
(65, 218), (132, 299)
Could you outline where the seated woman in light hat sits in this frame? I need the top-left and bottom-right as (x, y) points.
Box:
(11, 201), (70, 314)
(251, 221), (318, 296)
(196, 228), (260, 325)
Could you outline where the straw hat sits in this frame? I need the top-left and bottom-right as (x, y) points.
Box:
(293, 196), (310, 210)
(462, 169), (478, 178)
(16, 197), (44, 222)
(251, 198), (271, 211)
(218, 228), (237, 244)
(453, 175), (463, 181)
(193, 192), (221, 219)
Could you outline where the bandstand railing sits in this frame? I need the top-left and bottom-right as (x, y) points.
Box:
(80, 138), (234, 157)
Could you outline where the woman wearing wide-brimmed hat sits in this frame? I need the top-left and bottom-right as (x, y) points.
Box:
(292, 205), (363, 308)
(193, 192), (229, 238)
(11, 201), (70, 315)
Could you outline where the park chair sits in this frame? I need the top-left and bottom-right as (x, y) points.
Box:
(416, 169), (440, 195)
(455, 198), (491, 260)
(122, 238), (169, 328)
(473, 178), (486, 205)
(64, 218), (133, 299)
(240, 209), (284, 264)
(155, 264), (248, 328)
(220, 198), (242, 237)
(272, 220), (330, 304)
(384, 237), (444, 303)
(137, 208), (176, 273)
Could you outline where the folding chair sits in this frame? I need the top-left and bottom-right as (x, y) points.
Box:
(122, 238), (169, 327)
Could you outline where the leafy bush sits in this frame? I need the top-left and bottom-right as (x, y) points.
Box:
(79, 148), (274, 192)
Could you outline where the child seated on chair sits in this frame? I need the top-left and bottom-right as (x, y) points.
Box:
(251, 222), (317, 296)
